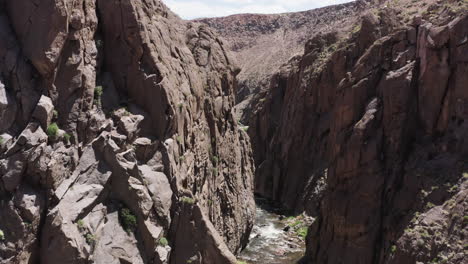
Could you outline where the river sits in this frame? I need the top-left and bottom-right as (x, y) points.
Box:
(237, 198), (312, 264)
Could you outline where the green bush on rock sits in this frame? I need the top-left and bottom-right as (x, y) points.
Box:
(119, 207), (137, 232)
(47, 123), (59, 138)
(159, 237), (168, 246)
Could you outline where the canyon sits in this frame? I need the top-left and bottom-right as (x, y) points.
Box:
(0, 0), (467, 264)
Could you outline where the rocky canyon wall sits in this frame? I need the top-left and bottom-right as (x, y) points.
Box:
(197, 0), (370, 124)
(0, 0), (254, 263)
(250, 0), (467, 263)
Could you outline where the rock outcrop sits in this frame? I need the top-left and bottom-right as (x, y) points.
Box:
(248, 0), (467, 263)
(0, 0), (254, 263)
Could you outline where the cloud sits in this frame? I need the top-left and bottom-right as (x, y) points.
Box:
(164, 0), (355, 19)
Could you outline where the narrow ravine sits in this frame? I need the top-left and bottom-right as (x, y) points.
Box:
(238, 198), (313, 264)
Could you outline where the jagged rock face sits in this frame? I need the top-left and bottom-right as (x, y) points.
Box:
(0, 0), (254, 263)
(197, 0), (376, 124)
(249, 0), (467, 263)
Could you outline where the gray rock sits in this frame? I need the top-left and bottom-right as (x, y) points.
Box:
(139, 165), (172, 223)
(13, 185), (45, 224)
(93, 211), (145, 264)
(32, 95), (54, 130)
(0, 81), (17, 133)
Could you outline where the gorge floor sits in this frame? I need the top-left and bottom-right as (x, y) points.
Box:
(238, 198), (311, 264)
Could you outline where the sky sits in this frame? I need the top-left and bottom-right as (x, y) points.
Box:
(163, 0), (355, 19)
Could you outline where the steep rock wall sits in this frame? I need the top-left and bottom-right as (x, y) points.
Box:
(0, 0), (254, 263)
(250, 0), (467, 263)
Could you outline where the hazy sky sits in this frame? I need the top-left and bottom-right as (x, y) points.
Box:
(164, 0), (355, 19)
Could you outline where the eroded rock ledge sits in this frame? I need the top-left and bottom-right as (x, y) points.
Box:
(0, 0), (254, 263)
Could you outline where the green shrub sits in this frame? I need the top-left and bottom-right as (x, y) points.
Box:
(94, 86), (103, 106)
(95, 86), (103, 98)
(297, 227), (308, 239)
(53, 110), (58, 119)
(159, 237), (168, 246)
(77, 219), (85, 229)
(0, 136), (4, 145)
(119, 207), (137, 232)
(85, 233), (96, 245)
(352, 24), (361, 34)
(47, 123), (59, 137)
(0, 229), (4, 241)
(63, 133), (71, 143)
(180, 196), (195, 204)
(211, 155), (219, 164)
(390, 245), (397, 253)
(212, 167), (218, 176)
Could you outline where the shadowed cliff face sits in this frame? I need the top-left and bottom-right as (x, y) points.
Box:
(0, 0), (254, 263)
(247, 0), (468, 263)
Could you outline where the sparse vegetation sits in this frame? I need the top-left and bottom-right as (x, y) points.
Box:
(96, 39), (103, 48)
(0, 136), (4, 145)
(159, 237), (168, 246)
(211, 155), (219, 164)
(180, 196), (195, 204)
(47, 123), (59, 138)
(297, 226), (308, 239)
(95, 86), (103, 98)
(237, 261), (248, 264)
(448, 184), (459, 193)
(240, 125), (249, 132)
(212, 167), (218, 176)
(53, 110), (58, 120)
(77, 219), (85, 229)
(420, 230), (430, 239)
(390, 245), (397, 253)
(94, 86), (103, 106)
(85, 233), (96, 245)
(351, 24), (361, 34)
(0, 229), (4, 241)
(119, 207), (137, 232)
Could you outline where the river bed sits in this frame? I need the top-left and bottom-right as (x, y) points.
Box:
(237, 198), (312, 264)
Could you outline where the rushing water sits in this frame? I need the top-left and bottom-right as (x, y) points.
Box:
(238, 198), (309, 264)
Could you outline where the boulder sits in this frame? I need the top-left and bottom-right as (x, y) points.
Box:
(32, 95), (54, 130)
(139, 165), (173, 224)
